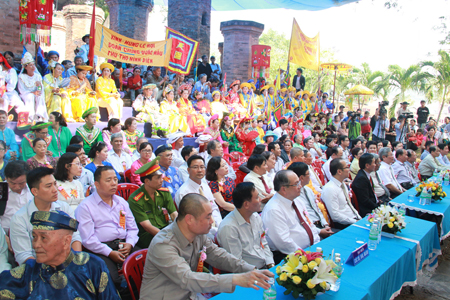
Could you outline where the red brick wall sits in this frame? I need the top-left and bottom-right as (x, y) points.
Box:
(0, 0), (23, 58)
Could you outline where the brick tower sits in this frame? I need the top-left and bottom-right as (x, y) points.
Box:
(168, 0), (211, 59)
(105, 0), (154, 41)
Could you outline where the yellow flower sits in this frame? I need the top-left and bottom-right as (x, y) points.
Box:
(389, 217), (395, 222)
(432, 187), (436, 191)
(315, 258), (322, 265)
(306, 279), (316, 289)
(388, 222), (394, 228)
(432, 193), (435, 196)
(320, 281), (327, 289)
(308, 261), (317, 270)
(276, 266), (281, 275)
(292, 276), (302, 285)
(280, 272), (288, 281)
(302, 265), (309, 273)
(301, 256), (308, 264)
(444, 192), (447, 197)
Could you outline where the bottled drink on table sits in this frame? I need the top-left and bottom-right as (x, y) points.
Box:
(330, 257), (343, 292)
(374, 218), (381, 244)
(420, 187), (431, 205)
(444, 173), (449, 186)
(263, 277), (277, 300)
(398, 203), (406, 216)
(368, 224), (378, 250)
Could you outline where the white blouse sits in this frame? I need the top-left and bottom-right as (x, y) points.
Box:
(56, 179), (85, 211)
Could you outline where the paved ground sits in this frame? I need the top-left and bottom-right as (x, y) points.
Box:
(395, 239), (450, 300)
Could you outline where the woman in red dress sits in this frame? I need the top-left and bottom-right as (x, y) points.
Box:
(235, 117), (258, 156)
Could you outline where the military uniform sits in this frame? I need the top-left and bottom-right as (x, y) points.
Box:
(129, 185), (177, 248)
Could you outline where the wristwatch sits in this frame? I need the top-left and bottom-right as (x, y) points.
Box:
(266, 263), (275, 269)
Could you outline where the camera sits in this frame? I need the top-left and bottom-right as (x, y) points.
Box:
(402, 112), (414, 119)
(379, 101), (389, 116)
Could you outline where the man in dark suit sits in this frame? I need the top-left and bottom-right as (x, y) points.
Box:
(352, 153), (380, 217)
(196, 55), (213, 80)
(292, 68), (305, 92)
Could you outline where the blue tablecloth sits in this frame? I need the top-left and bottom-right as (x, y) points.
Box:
(213, 216), (440, 300)
(390, 185), (450, 240)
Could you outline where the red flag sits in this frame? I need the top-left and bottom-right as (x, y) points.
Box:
(222, 73), (227, 93)
(88, 1), (96, 67)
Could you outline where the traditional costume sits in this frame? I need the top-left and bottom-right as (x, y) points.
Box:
(75, 107), (103, 154)
(0, 54), (24, 115)
(66, 65), (98, 122)
(226, 80), (247, 119)
(133, 84), (169, 129)
(0, 211), (120, 299)
(20, 122), (55, 161)
(96, 63), (123, 120)
(159, 84), (190, 134)
(210, 90), (228, 120)
(48, 125), (72, 157)
(43, 61), (73, 121)
(220, 113), (241, 153)
(18, 53), (48, 122)
(124, 129), (144, 153)
(235, 117), (258, 156)
(202, 114), (223, 143)
(177, 84), (206, 134)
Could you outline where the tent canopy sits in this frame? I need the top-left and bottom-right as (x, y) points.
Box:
(155, 0), (358, 11)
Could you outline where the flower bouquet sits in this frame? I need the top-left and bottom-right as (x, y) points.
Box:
(415, 182), (446, 201)
(276, 249), (337, 300)
(368, 205), (406, 235)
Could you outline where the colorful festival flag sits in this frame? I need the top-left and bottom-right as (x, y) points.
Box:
(19, 0), (54, 45)
(273, 102), (284, 124)
(288, 18), (320, 71)
(165, 27), (199, 75)
(88, 0), (96, 67)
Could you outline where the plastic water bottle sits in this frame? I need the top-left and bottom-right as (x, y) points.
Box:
(374, 218), (382, 244)
(330, 257), (343, 291)
(444, 173), (449, 186)
(263, 277), (277, 300)
(420, 187), (429, 205)
(398, 203), (406, 216)
(433, 169), (439, 179)
(368, 223), (378, 251)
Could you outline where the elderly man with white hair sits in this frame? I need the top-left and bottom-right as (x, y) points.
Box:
(106, 132), (133, 181)
(378, 147), (405, 199)
(168, 131), (185, 168)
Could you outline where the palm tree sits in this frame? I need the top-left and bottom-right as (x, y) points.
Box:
(386, 64), (428, 117)
(421, 50), (450, 121)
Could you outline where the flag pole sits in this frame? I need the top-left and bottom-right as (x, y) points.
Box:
(317, 32), (321, 98)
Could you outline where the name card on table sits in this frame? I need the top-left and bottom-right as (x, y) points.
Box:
(345, 243), (369, 266)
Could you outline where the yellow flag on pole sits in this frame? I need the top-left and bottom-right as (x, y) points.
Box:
(288, 19), (319, 71)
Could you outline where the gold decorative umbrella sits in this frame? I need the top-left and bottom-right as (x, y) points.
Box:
(344, 84), (374, 109)
(321, 62), (352, 110)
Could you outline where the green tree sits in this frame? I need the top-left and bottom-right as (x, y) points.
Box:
(386, 64), (427, 117)
(421, 50), (450, 121)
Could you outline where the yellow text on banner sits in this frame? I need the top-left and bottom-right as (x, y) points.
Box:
(94, 23), (172, 66)
(288, 19), (319, 71)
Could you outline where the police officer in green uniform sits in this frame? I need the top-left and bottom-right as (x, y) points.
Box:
(129, 157), (178, 248)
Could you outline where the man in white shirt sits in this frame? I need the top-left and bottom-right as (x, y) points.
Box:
(66, 144), (95, 196)
(405, 150), (420, 184)
(1, 161), (32, 235)
(106, 133), (133, 181)
(288, 162), (333, 238)
(177, 145), (197, 183)
(392, 149), (415, 190)
(10, 167), (82, 265)
(437, 143), (450, 167)
(205, 140), (236, 180)
(273, 119), (289, 139)
(304, 151), (323, 193)
(268, 142), (284, 172)
(261, 170), (320, 264)
(372, 112), (390, 141)
(321, 158), (361, 230)
(303, 136), (321, 159)
(174, 155), (222, 238)
(168, 131), (185, 168)
(419, 146), (450, 179)
(378, 147), (405, 198)
(218, 182), (275, 269)
(131, 137), (149, 162)
(243, 155), (274, 211)
(338, 135), (350, 164)
(210, 56), (222, 80)
(323, 146), (343, 182)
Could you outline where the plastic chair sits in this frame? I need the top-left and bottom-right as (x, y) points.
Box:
(230, 151), (246, 162)
(124, 169), (132, 183)
(231, 161), (241, 171)
(116, 183), (140, 201)
(235, 170), (246, 185)
(122, 249), (148, 300)
(350, 188), (360, 212)
(223, 153), (233, 165)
